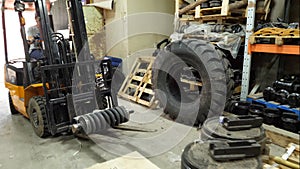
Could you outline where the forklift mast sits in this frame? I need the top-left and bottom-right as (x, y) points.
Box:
(67, 0), (91, 62)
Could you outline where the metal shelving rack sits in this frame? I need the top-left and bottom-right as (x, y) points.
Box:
(240, 0), (300, 101)
(240, 0), (257, 101)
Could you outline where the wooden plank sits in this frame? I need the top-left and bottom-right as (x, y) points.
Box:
(263, 124), (300, 148)
(137, 99), (151, 107)
(148, 94), (157, 109)
(263, 164), (279, 169)
(247, 92), (263, 99)
(137, 82), (149, 100)
(128, 83), (139, 89)
(250, 35), (300, 39)
(200, 6), (222, 12)
(221, 0), (229, 16)
(175, 0), (181, 14)
(139, 57), (155, 63)
(137, 69), (147, 73)
(87, 151), (160, 169)
(119, 61), (141, 95)
(118, 92), (137, 102)
(265, 159), (295, 169)
(288, 143), (300, 152)
(200, 15), (237, 18)
(139, 88), (154, 95)
(198, 15), (246, 24)
(180, 78), (203, 86)
(195, 5), (201, 18)
(132, 76), (143, 82)
(147, 78), (152, 85)
(270, 156), (300, 169)
(288, 156), (300, 164)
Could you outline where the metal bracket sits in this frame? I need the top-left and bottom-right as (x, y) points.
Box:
(209, 140), (261, 161)
(221, 115), (263, 131)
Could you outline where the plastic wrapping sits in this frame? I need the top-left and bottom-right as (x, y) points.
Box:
(170, 23), (246, 59)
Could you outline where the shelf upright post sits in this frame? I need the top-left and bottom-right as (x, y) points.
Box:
(241, 0), (257, 101)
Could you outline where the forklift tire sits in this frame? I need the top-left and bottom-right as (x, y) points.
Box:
(8, 92), (18, 115)
(153, 39), (234, 125)
(27, 96), (50, 138)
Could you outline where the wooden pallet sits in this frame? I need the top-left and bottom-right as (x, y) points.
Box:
(197, 15), (245, 24)
(250, 28), (300, 45)
(118, 57), (158, 108)
(176, 0), (270, 24)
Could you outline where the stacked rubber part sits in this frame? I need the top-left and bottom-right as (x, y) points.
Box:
(226, 100), (300, 133)
(181, 116), (265, 168)
(209, 0), (222, 7)
(74, 106), (129, 135)
(263, 75), (300, 108)
(199, 0), (223, 8)
(199, 0), (240, 9)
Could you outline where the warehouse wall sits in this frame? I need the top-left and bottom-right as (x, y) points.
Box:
(82, 6), (105, 58)
(270, 0), (299, 22)
(51, 0), (68, 31)
(270, 0), (286, 21)
(104, 0), (175, 74)
(289, 0), (300, 22)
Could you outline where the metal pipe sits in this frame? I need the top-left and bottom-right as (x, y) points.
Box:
(1, 0), (8, 63)
(17, 11), (30, 62)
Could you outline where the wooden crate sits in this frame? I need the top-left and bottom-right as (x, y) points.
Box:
(118, 57), (158, 108)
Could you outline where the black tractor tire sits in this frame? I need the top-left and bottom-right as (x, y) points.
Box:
(8, 92), (19, 115)
(152, 39), (234, 125)
(27, 96), (50, 138)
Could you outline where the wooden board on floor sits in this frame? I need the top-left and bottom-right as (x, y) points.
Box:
(263, 124), (300, 148)
(87, 151), (160, 169)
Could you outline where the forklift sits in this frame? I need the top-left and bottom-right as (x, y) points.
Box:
(2, 0), (129, 137)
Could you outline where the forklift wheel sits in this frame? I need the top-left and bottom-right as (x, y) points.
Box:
(27, 96), (50, 138)
(8, 92), (18, 115)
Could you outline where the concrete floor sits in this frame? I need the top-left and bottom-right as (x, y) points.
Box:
(0, 81), (200, 169)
